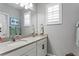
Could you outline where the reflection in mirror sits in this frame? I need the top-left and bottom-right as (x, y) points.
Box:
(9, 17), (21, 42)
(0, 3), (38, 43)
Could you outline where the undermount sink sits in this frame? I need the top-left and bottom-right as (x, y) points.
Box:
(0, 36), (40, 47)
(7, 40), (28, 47)
(0, 39), (28, 48)
(0, 41), (11, 47)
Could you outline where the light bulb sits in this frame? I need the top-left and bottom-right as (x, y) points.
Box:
(20, 3), (24, 7)
(29, 3), (33, 7)
(25, 5), (28, 9)
(28, 3), (33, 10)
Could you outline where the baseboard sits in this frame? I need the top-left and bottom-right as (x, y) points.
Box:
(47, 53), (56, 56)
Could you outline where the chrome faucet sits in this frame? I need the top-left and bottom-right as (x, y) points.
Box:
(10, 35), (16, 42)
(11, 35), (22, 42)
(32, 25), (36, 37)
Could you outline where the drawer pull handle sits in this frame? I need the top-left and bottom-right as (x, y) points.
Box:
(42, 44), (44, 49)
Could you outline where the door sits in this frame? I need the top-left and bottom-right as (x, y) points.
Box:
(37, 38), (47, 56)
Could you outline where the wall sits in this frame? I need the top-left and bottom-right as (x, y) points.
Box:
(36, 4), (46, 34)
(0, 3), (21, 39)
(47, 3), (77, 56)
(36, 3), (79, 56)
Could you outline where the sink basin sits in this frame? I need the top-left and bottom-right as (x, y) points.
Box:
(0, 39), (28, 48)
(0, 41), (13, 48)
(21, 37), (34, 41)
(7, 40), (27, 47)
(0, 36), (36, 48)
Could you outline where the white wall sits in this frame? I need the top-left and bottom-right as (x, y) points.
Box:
(36, 3), (79, 56)
(36, 4), (47, 34)
(47, 3), (77, 56)
(63, 3), (79, 56)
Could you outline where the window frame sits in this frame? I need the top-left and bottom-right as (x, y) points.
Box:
(24, 12), (32, 27)
(46, 3), (62, 25)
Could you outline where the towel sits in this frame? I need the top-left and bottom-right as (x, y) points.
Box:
(76, 27), (79, 47)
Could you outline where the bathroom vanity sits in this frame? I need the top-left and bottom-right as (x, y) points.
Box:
(0, 35), (47, 56)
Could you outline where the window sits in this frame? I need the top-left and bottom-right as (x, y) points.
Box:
(24, 12), (31, 26)
(47, 4), (62, 25)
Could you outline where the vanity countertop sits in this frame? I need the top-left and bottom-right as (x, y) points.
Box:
(0, 34), (47, 55)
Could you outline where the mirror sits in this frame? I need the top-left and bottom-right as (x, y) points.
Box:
(0, 3), (38, 42)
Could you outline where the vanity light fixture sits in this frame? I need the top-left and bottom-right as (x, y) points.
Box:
(20, 3), (25, 7)
(15, 3), (33, 10)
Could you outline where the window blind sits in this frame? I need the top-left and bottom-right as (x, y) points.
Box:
(47, 4), (60, 24)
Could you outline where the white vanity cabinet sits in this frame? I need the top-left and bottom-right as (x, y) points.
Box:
(2, 37), (47, 56)
(37, 38), (47, 56)
(4, 43), (36, 56)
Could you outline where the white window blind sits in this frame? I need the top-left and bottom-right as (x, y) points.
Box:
(47, 4), (62, 25)
(24, 12), (31, 26)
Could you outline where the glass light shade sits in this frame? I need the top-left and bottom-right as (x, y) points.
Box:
(28, 3), (33, 10)
(20, 3), (24, 7)
(15, 3), (33, 10)
(25, 5), (28, 9)
(29, 3), (33, 7)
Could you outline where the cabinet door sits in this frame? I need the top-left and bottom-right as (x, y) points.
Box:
(37, 38), (47, 56)
(4, 43), (36, 56)
(22, 48), (36, 56)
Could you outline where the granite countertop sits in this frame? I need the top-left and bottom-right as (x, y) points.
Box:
(0, 34), (47, 55)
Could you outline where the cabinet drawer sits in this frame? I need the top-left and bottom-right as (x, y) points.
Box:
(37, 38), (47, 44)
(4, 43), (36, 56)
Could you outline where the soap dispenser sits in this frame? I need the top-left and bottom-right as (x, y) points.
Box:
(40, 24), (44, 35)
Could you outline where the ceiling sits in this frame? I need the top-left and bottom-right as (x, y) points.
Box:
(6, 3), (24, 10)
